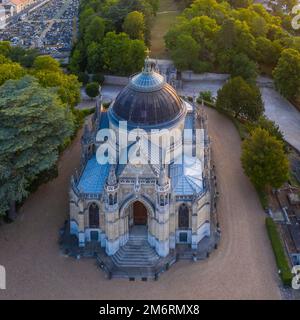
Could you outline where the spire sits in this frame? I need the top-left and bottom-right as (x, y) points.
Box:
(83, 123), (89, 136)
(107, 165), (117, 186)
(158, 165), (168, 187)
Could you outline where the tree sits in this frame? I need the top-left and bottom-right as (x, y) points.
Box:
(217, 18), (256, 59)
(273, 48), (300, 99)
(229, 53), (258, 83)
(0, 41), (11, 57)
(198, 91), (215, 103)
(241, 128), (289, 191)
(33, 55), (60, 72)
(85, 82), (99, 98)
(0, 76), (74, 219)
(69, 48), (84, 73)
(216, 77), (264, 121)
(170, 34), (200, 71)
(228, 0), (252, 8)
(123, 11), (145, 40)
(102, 32), (146, 75)
(92, 73), (105, 85)
(0, 61), (26, 86)
(255, 37), (281, 67)
(33, 70), (81, 107)
(84, 16), (105, 46)
(256, 116), (286, 149)
(86, 41), (103, 73)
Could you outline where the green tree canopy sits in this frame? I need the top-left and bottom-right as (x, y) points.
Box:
(32, 55), (81, 107)
(86, 42), (103, 73)
(123, 11), (145, 40)
(228, 0), (252, 8)
(255, 37), (281, 66)
(241, 127), (289, 190)
(216, 76), (264, 121)
(33, 70), (81, 107)
(84, 16), (105, 46)
(255, 115), (285, 147)
(33, 55), (61, 72)
(85, 82), (99, 98)
(229, 53), (258, 83)
(273, 48), (300, 99)
(102, 31), (146, 75)
(0, 61), (26, 86)
(169, 34), (200, 71)
(0, 76), (74, 218)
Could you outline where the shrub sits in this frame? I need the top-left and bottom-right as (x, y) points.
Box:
(85, 82), (99, 98)
(265, 217), (293, 286)
(77, 72), (89, 85)
(198, 91), (215, 103)
(92, 73), (105, 85)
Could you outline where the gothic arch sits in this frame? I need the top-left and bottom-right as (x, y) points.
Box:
(119, 195), (155, 219)
(89, 202), (99, 228)
(178, 203), (189, 229)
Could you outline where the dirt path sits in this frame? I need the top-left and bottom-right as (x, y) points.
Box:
(0, 108), (281, 300)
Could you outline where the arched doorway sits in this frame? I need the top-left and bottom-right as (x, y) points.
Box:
(133, 201), (148, 225)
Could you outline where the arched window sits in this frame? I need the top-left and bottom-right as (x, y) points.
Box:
(178, 204), (189, 229)
(109, 194), (113, 205)
(160, 195), (164, 206)
(89, 203), (99, 228)
(114, 193), (117, 204)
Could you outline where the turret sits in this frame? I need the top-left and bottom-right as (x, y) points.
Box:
(105, 165), (118, 210)
(156, 165), (170, 207)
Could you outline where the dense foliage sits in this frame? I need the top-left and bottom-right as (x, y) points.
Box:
(216, 77), (264, 121)
(266, 217), (293, 286)
(241, 128), (289, 191)
(273, 48), (300, 99)
(70, 0), (159, 75)
(0, 77), (75, 219)
(0, 42), (83, 219)
(165, 0), (300, 97)
(85, 82), (100, 98)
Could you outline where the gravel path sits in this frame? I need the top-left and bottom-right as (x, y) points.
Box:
(0, 108), (281, 300)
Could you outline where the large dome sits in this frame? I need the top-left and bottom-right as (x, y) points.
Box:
(109, 59), (185, 128)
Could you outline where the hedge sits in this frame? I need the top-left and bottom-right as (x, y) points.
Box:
(265, 217), (293, 286)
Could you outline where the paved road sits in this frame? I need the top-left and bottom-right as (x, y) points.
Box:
(0, 107), (281, 299)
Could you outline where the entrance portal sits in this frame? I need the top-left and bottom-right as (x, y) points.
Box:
(133, 201), (147, 225)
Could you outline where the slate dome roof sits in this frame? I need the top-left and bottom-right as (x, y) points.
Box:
(109, 58), (185, 127)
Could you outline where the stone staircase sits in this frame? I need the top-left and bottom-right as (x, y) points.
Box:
(111, 234), (160, 268)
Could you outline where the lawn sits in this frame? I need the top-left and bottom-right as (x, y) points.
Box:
(150, 0), (180, 59)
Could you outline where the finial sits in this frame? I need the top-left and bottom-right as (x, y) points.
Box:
(145, 48), (150, 58)
(158, 165), (168, 186)
(107, 165), (117, 186)
(143, 48), (153, 73)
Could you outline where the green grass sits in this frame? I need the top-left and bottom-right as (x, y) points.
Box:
(150, 0), (180, 59)
(265, 217), (293, 286)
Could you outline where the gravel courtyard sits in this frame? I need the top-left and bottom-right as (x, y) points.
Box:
(0, 107), (281, 300)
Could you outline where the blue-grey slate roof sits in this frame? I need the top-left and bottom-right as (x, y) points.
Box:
(77, 156), (110, 194)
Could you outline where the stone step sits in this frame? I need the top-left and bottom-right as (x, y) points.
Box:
(118, 246), (158, 255)
(111, 238), (160, 268)
(112, 257), (158, 266)
(113, 255), (158, 265)
(121, 244), (154, 251)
